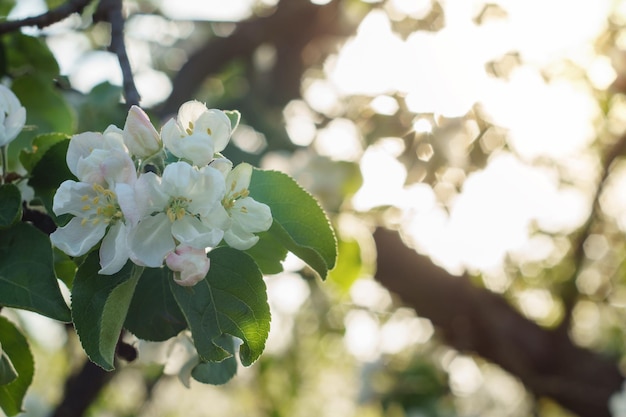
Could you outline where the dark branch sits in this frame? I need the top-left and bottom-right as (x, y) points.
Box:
(50, 359), (113, 417)
(0, 0), (92, 34)
(95, 0), (140, 107)
(374, 227), (623, 417)
(159, 0), (349, 117)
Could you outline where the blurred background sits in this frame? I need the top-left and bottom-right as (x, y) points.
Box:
(5, 0), (626, 416)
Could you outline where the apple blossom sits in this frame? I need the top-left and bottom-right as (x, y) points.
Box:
(0, 85), (26, 147)
(221, 163), (272, 250)
(66, 126), (136, 186)
(161, 101), (231, 167)
(50, 181), (131, 274)
(125, 161), (229, 268)
(123, 105), (161, 158)
(166, 245), (210, 286)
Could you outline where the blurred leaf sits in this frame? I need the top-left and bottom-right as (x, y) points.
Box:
(0, 184), (21, 229)
(0, 344), (17, 385)
(0, 222), (71, 322)
(170, 247), (270, 366)
(45, 0), (64, 9)
(0, 316), (34, 417)
(328, 237), (362, 293)
(244, 230), (287, 275)
(191, 335), (238, 385)
(4, 33), (59, 77)
(249, 169), (337, 279)
(125, 267), (186, 342)
(74, 82), (125, 132)
(28, 139), (73, 224)
(19, 133), (69, 173)
(72, 254), (141, 370)
(0, 1), (15, 20)
(9, 75), (75, 167)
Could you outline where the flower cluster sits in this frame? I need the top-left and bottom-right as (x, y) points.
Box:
(50, 101), (272, 286)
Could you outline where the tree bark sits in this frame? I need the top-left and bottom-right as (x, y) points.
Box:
(373, 227), (624, 417)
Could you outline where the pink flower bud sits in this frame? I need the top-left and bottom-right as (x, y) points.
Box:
(123, 105), (161, 158)
(166, 245), (210, 286)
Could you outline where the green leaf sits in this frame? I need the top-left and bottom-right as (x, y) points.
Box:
(244, 230), (287, 275)
(191, 335), (237, 385)
(0, 2), (16, 20)
(76, 82), (125, 132)
(8, 74), (75, 168)
(249, 169), (337, 279)
(72, 254), (141, 370)
(170, 247), (270, 366)
(19, 132), (69, 173)
(4, 33), (59, 77)
(0, 184), (21, 229)
(0, 344), (17, 385)
(124, 267), (186, 342)
(0, 317), (34, 416)
(0, 223), (71, 322)
(28, 139), (73, 223)
(224, 110), (241, 132)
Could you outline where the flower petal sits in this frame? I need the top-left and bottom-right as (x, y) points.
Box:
(99, 222), (130, 274)
(171, 216), (224, 249)
(128, 213), (176, 267)
(50, 217), (107, 257)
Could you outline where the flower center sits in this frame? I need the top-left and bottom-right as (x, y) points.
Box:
(80, 183), (123, 226)
(222, 184), (249, 210)
(167, 196), (192, 222)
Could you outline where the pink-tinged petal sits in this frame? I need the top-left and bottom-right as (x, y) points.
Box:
(101, 149), (137, 186)
(171, 216), (224, 249)
(123, 105), (161, 158)
(99, 222), (130, 274)
(166, 245), (210, 287)
(128, 213), (176, 267)
(50, 217), (107, 257)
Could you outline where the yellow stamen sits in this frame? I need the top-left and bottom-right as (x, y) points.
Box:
(82, 204), (91, 211)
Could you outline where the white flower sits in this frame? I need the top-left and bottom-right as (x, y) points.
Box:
(161, 101), (231, 167)
(123, 105), (161, 158)
(0, 85), (25, 147)
(166, 245), (210, 286)
(66, 126), (136, 186)
(221, 163), (272, 250)
(124, 161), (229, 268)
(50, 181), (131, 274)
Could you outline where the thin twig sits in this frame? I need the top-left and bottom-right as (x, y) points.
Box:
(95, 0), (140, 107)
(0, 0), (92, 34)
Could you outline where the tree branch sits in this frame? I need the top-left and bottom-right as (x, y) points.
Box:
(374, 227), (623, 417)
(95, 0), (140, 107)
(159, 0), (349, 117)
(0, 0), (92, 34)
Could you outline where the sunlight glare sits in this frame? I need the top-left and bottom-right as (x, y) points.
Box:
(328, 10), (404, 96)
